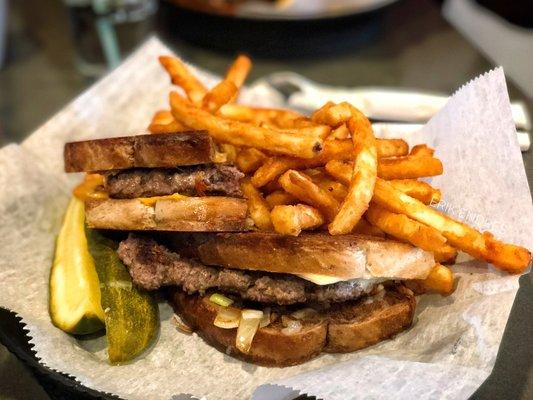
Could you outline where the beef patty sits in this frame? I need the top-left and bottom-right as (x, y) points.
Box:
(118, 235), (381, 305)
(104, 164), (243, 199)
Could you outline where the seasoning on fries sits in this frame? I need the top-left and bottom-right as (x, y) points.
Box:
(154, 52), (530, 276)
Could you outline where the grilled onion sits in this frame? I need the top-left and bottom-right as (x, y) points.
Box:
(236, 309), (263, 353)
(214, 307), (241, 329)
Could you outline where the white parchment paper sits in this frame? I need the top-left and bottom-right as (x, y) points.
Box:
(0, 37), (531, 400)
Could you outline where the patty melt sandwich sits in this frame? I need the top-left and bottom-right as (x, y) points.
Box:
(64, 131), (435, 366)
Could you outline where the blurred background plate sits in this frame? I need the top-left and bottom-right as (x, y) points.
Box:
(159, 0), (400, 57)
(165, 0), (400, 20)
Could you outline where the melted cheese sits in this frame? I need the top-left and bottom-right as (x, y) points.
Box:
(296, 273), (344, 285)
(73, 174), (188, 206)
(297, 273), (388, 289)
(73, 174), (108, 201)
(138, 193), (187, 207)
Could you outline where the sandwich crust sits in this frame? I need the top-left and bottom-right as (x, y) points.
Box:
(171, 232), (435, 280)
(85, 197), (250, 232)
(64, 131), (215, 172)
(171, 286), (416, 367)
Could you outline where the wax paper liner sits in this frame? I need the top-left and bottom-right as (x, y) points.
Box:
(0, 37), (531, 400)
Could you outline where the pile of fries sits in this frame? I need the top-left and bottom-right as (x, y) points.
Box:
(148, 55), (531, 295)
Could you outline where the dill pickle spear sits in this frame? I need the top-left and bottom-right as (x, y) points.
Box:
(49, 197), (105, 335)
(86, 228), (159, 364)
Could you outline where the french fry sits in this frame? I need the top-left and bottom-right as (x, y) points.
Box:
(170, 92), (324, 158)
(202, 80), (238, 113)
(372, 179), (531, 273)
(311, 102), (353, 127)
(324, 159), (352, 186)
(249, 140), (352, 188)
(218, 143), (239, 163)
(250, 157), (302, 188)
(219, 104), (304, 127)
(150, 110), (175, 125)
(241, 179), (273, 230)
(235, 148), (267, 173)
(159, 56), (207, 105)
(324, 163), (443, 205)
(265, 190), (298, 208)
(405, 264), (455, 296)
(263, 179), (282, 194)
(306, 170), (348, 202)
(378, 155), (443, 179)
(271, 204), (324, 236)
(148, 110), (189, 134)
(410, 144), (435, 157)
(329, 111), (378, 235)
(225, 54), (252, 89)
(279, 170), (340, 221)
(376, 138), (409, 158)
(249, 138), (407, 188)
(388, 179), (441, 204)
(353, 218), (386, 237)
(365, 204), (457, 263)
(329, 124), (350, 140)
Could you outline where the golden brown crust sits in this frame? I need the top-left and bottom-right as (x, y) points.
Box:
(170, 286), (416, 367)
(85, 197), (250, 232)
(64, 131), (215, 172)
(324, 289), (416, 352)
(192, 232), (434, 280)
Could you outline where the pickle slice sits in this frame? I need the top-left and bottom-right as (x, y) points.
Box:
(49, 197), (105, 335)
(86, 228), (159, 364)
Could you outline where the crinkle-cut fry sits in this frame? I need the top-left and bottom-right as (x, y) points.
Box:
(372, 178), (531, 273)
(378, 155), (443, 179)
(271, 204), (324, 236)
(329, 111), (378, 235)
(279, 170), (340, 221)
(241, 179), (273, 230)
(225, 54), (252, 89)
(202, 80), (238, 113)
(410, 144), (435, 157)
(159, 56), (207, 105)
(388, 179), (441, 205)
(265, 190), (298, 208)
(376, 138), (409, 158)
(170, 92), (324, 158)
(354, 217), (386, 237)
(328, 124), (350, 140)
(365, 204), (457, 263)
(406, 264), (455, 296)
(235, 148), (267, 173)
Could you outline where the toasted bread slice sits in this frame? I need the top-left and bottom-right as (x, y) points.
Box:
(85, 197), (250, 232)
(64, 131), (215, 172)
(163, 232), (435, 281)
(170, 286), (416, 367)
